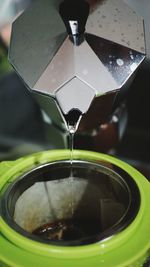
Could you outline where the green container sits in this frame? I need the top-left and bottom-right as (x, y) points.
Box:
(0, 150), (150, 267)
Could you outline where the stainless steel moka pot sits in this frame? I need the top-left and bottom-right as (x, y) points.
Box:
(1, 4), (149, 265)
(9, 0), (146, 142)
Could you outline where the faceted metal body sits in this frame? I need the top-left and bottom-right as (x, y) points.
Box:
(9, 0), (146, 127)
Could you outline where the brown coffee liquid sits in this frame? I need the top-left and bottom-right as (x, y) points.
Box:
(32, 219), (101, 242)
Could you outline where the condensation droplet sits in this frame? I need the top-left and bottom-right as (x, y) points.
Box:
(83, 69), (88, 75)
(51, 64), (54, 70)
(116, 59), (124, 66)
(140, 47), (145, 52)
(130, 55), (134, 60)
(130, 63), (137, 72)
(52, 78), (56, 83)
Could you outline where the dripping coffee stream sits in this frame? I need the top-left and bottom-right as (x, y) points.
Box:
(65, 109), (82, 166)
(66, 110), (83, 216)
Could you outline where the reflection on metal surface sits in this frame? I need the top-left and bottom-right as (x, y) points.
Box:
(85, 33), (144, 86)
(9, 0), (146, 116)
(9, 0), (67, 88)
(86, 0), (145, 53)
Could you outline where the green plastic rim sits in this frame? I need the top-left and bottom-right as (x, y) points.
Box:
(0, 150), (150, 267)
